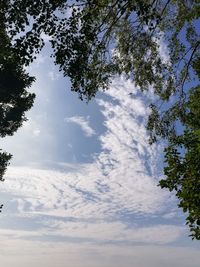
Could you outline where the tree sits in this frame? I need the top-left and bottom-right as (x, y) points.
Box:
(160, 85), (200, 239)
(0, 25), (35, 210)
(1, 0), (200, 238)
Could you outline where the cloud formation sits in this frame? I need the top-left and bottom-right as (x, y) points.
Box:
(2, 77), (169, 221)
(65, 116), (96, 137)
(0, 76), (197, 266)
(0, 77), (184, 251)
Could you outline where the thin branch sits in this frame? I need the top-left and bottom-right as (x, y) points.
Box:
(180, 41), (200, 96)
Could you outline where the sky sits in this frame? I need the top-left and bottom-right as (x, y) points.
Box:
(0, 42), (200, 267)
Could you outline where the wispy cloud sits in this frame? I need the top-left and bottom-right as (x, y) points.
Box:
(0, 218), (184, 245)
(40, 219), (184, 244)
(65, 116), (96, 137)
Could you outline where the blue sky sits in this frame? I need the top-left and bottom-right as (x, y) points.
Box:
(0, 40), (200, 267)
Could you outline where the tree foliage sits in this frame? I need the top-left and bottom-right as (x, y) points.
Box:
(0, 0), (200, 238)
(0, 34), (35, 137)
(0, 24), (35, 209)
(160, 85), (200, 239)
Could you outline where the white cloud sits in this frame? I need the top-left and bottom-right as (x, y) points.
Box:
(3, 78), (165, 217)
(65, 116), (96, 137)
(0, 77), (185, 256)
(0, 219), (184, 245)
(2, 149), (168, 220)
(40, 219), (184, 244)
(155, 34), (170, 64)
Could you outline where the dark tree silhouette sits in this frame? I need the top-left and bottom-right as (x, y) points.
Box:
(0, 26), (35, 210)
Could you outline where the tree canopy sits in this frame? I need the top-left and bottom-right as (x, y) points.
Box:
(0, 0), (199, 238)
(0, 25), (35, 209)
